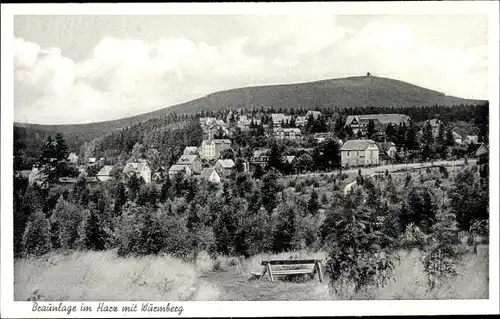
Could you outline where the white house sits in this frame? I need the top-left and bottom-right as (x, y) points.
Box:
(452, 132), (463, 144)
(168, 164), (192, 178)
(306, 110), (322, 120)
(96, 165), (114, 182)
(122, 162), (151, 183)
(340, 139), (380, 167)
(271, 113), (291, 127)
(200, 168), (221, 184)
(273, 127), (302, 140)
(67, 153), (79, 164)
(464, 135), (479, 145)
(199, 139), (232, 160)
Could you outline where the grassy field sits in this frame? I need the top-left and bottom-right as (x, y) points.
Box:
(15, 246), (488, 301)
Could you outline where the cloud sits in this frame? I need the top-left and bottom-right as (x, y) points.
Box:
(14, 18), (488, 124)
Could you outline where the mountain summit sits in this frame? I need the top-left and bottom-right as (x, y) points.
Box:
(15, 75), (485, 133)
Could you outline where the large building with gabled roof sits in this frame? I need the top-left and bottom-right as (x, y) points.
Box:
(340, 139), (379, 167)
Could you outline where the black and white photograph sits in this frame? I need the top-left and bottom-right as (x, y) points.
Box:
(1, 2), (499, 317)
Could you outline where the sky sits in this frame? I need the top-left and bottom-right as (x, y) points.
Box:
(13, 14), (489, 124)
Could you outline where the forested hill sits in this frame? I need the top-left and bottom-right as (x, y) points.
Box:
(14, 75), (485, 134)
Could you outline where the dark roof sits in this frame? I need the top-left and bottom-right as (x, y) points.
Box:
(376, 142), (396, 152)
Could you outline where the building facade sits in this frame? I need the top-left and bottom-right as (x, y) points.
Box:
(199, 139), (232, 160)
(340, 139), (380, 167)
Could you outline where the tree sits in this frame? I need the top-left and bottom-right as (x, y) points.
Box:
(400, 184), (437, 233)
(445, 128), (455, 147)
(366, 119), (376, 138)
(22, 209), (52, 256)
(385, 123), (396, 141)
(50, 197), (86, 250)
(436, 123), (445, 146)
(54, 133), (69, 161)
(405, 122), (418, 150)
(253, 164), (264, 180)
(421, 208), (465, 291)
(113, 182), (127, 216)
(78, 206), (108, 251)
(261, 168), (283, 214)
(449, 168), (488, 230)
(273, 201), (298, 252)
(323, 139), (341, 170)
(324, 190), (399, 295)
(235, 158), (245, 173)
(159, 176), (172, 202)
(39, 136), (58, 185)
(267, 141), (284, 172)
(127, 174), (141, 201)
(293, 153), (314, 174)
(307, 190), (320, 216)
(344, 125), (353, 138)
(220, 148), (235, 160)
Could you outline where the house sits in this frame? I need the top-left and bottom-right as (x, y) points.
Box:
(376, 142), (397, 165)
(199, 168), (221, 184)
(340, 139), (380, 167)
(306, 110), (322, 120)
(273, 127), (302, 140)
(199, 139), (232, 160)
(283, 156), (296, 165)
(176, 154), (202, 174)
(250, 149), (270, 167)
(183, 146), (199, 155)
(87, 157), (97, 164)
(122, 162), (151, 184)
(271, 113), (292, 127)
(96, 165), (114, 182)
(67, 153), (79, 164)
(376, 142), (397, 158)
(28, 167), (46, 186)
(215, 159), (236, 177)
(464, 135), (479, 145)
(168, 164), (192, 178)
(452, 132), (463, 144)
(475, 143), (489, 182)
(313, 132), (335, 143)
(428, 119), (442, 137)
(345, 114), (411, 134)
(295, 116), (307, 127)
(200, 117), (229, 139)
(475, 143), (488, 158)
(237, 115), (261, 130)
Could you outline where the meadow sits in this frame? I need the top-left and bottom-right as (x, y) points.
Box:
(15, 244), (488, 301)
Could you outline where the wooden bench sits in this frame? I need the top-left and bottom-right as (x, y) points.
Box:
(251, 259), (323, 283)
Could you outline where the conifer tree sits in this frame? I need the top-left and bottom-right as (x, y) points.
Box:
(22, 209), (52, 256)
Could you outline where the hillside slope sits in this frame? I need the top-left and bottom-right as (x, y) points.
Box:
(14, 76), (485, 133)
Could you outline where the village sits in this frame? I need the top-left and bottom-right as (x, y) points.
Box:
(21, 109), (488, 189)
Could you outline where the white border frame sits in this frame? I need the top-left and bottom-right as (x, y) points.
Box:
(1, 2), (499, 317)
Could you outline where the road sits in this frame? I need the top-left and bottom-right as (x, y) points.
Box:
(342, 158), (476, 194)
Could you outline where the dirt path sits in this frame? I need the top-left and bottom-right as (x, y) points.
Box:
(200, 266), (328, 301)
